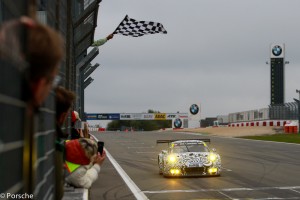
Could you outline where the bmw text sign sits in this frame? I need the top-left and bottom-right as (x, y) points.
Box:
(270, 44), (285, 105)
(270, 44), (284, 58)
(190, 104), (199, 115)
(174, 118), (183, 128)
(272, 45), (282, 56)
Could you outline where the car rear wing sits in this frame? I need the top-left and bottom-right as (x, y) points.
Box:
(156, 139), (211, 144)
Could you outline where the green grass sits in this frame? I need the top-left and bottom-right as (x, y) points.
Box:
(239, 134), (300, 144)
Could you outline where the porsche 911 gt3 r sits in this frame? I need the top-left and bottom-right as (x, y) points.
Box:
(157, 139), (221, 177)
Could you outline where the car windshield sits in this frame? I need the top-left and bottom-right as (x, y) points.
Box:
(171, 143), (209, 153)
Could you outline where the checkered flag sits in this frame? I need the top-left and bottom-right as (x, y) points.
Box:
(113, 15), (167, 37)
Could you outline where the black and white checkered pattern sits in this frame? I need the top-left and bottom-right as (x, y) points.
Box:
(113, 15), (167, 37)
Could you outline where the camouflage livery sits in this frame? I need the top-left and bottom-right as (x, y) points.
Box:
(157, 139), (221, 177)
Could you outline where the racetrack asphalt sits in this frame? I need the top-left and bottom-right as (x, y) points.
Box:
(89, 131), (300, 200)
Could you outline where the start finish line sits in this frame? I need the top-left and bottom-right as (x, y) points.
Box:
(86, 113), (189, 121)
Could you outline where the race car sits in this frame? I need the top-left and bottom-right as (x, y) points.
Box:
(157, 139), (221, 177)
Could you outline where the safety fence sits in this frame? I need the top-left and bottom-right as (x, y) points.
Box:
(269, 102), (298, 120)
(228, 102), (299, 124)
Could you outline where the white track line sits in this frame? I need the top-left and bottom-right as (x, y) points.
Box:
(218, 191), (236, 200)
(221, 167), (233, 172)
(142, 186), (300, 194)
(90, 134), (149, 200)
(291, 189), (300, 194)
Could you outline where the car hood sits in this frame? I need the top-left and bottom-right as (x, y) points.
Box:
(173, 152), (213, 165)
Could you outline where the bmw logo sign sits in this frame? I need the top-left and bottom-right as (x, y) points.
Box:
(272, 45), (282, 56)
(190, 104), (199, 115)
(174, 118), (182, 128)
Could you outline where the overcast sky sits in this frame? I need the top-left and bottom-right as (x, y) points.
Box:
(85, 0), (300, 126)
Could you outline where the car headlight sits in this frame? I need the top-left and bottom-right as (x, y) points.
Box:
(168, 155), (177, 163)
(170, 169), (181, 174)
(208, 167), (218, 174)
(209, 153), (217, 162)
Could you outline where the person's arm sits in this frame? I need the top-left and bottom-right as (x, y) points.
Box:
(91, 34), (114, 47)
(65, 164), (100, 188)
(65, 151), (106, 188)
(91, 38), (107, 47)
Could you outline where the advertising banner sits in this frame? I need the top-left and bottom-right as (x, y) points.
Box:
(154, 113), (166, 120)
(86, 113), (98, 120)
(167, 113), (189, 119)
(107, 113), (120, 120)
(86, 113), (120, 120)
(142, 113), (154, 120)
(132, 113), (143, 119)
(120, 114), (133, 120)
(97, 114), (109, 120)
(86, 113), (189, 121)
(166, 114), (177, 119)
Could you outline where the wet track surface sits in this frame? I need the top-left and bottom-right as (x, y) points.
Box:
(89, 131), (300, 200)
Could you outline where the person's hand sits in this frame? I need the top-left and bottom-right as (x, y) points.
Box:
(106, 34), (114, 40)
(94, 150), (106, 166)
